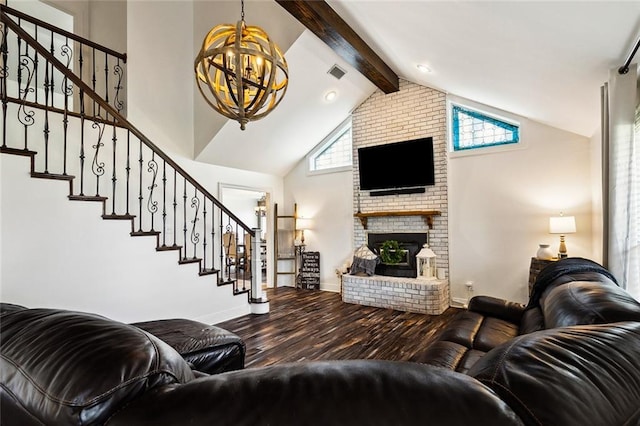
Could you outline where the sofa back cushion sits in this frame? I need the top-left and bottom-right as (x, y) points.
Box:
(468, 322), (640, 426)
(109, 360), (524, 426)
(541, 281), (640, 328)
(0, 308), (194, 425)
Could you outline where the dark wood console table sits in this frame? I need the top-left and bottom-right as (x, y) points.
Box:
(354, 210), (441, 229)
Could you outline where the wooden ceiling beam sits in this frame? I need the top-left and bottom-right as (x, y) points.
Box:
(275, 0), (399, 94)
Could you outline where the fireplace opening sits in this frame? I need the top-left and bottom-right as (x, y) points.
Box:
(367, 232), (428, 278)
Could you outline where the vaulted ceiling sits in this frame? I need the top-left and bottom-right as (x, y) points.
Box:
(194, 1), (640, 177)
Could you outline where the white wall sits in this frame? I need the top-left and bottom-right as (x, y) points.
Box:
(0, 0), (285, 322)
(283, 89), (595, 304)
(284, 165), (354, 292)
(0, 154), (249, 324)
(127, 1), (194, 158)
(448, 95), (593, 304)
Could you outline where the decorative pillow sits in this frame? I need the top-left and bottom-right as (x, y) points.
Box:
(350, 244), (379, 276)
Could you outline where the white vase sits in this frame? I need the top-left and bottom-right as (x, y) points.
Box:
(536, 244), (554, 260)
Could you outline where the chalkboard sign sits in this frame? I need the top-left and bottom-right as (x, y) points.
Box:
(298, 251), (320, 290)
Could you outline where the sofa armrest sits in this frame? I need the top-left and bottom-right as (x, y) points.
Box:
(468, 296), (525, 325)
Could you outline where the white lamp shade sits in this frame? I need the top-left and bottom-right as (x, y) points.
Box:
(549, 216), (576, 234)
(297, 218), (313, 231)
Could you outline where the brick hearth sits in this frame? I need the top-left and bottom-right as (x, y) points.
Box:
(342, 274), (450, 315)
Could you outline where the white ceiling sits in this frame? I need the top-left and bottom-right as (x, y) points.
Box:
(196, 1), (640, 177)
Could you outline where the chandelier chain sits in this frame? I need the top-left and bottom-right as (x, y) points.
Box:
(241, 0), (245, 21)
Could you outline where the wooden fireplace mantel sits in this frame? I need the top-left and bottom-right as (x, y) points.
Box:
(354, 210), (441, 230)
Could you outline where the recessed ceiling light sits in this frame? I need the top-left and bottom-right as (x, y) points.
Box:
(417, 64), (431, 73)
(325, 91), (337, 102)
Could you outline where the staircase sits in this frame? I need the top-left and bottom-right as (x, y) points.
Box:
(0, 5), (266, 317)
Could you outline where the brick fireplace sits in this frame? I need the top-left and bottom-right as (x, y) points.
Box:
(343, 79), (449, 314)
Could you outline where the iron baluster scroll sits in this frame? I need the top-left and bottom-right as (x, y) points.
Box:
(17, 46), (36, 150)
(147, 151), (159, 230)
(190, 189), (201, 260)
(0, 4), (257, 301)
(90, 119), (105, 196)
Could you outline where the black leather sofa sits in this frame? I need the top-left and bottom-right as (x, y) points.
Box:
(2, 258), (640, 425)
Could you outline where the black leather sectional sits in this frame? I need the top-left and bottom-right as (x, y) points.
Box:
(1, 258), (639, 425)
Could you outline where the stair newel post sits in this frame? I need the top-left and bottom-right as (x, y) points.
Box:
(125, 130), (130, 215)
(251, 226), (262, 302)
(1, 19), (8, 148)
(110, 121), (117, 215)
(161, 159), (167, 247)
(137, 139), (143, 232)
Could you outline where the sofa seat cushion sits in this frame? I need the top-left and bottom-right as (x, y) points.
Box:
(413, 341), (487, 374)
(436, 311), (519, 352)
(0, 308), (194, 426)
(541, 281), (640, 328)
(418, 310), (519, 373)
(132, 318), (246, 374)
(468, 322), (640, 426)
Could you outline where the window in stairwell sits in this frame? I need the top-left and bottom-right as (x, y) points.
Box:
(450, 104), (520, 153)
(307, 118), (352, 174)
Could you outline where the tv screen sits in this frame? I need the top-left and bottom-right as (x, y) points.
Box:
(357, 137), (435, 191)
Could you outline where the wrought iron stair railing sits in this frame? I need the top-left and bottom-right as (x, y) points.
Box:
(0, 5), (258, 299)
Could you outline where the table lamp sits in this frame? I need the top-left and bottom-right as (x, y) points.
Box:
(549, 214), (576, 259)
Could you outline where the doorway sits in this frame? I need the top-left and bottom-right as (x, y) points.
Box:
(219, 184), (272, 288)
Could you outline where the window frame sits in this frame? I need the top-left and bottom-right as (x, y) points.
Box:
(306, 117), (353, 175)
(448, 101), (523, 157)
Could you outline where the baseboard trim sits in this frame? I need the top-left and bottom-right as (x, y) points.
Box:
(450, 297), (468, 308)
(321, 282), (341, 293)
(195, 304), (252, 325)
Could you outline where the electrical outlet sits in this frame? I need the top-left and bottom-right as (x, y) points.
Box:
(465, 281), (474, 292)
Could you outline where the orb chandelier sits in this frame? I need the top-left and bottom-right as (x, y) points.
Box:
(195, 0), (289, 130)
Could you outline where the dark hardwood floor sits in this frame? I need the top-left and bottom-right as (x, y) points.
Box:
(216, 287), (462, 368)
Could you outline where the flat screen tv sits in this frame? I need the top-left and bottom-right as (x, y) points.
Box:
(357, 137), (435, 191)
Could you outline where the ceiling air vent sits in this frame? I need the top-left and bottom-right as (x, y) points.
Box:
(328, 64), (346, 80)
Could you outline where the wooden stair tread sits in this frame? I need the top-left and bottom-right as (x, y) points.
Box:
(234, 289), (250, 296)
(130, 231), (161, 237)
(69, 195), (108, 202)
(178, 257), (202, 265)
(31, 172), (74, 181)
(0, 147), (36, 157)
(102, 214), (135, 220)
(199, 268), (219, 276)
(156, 245), (182, 252)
